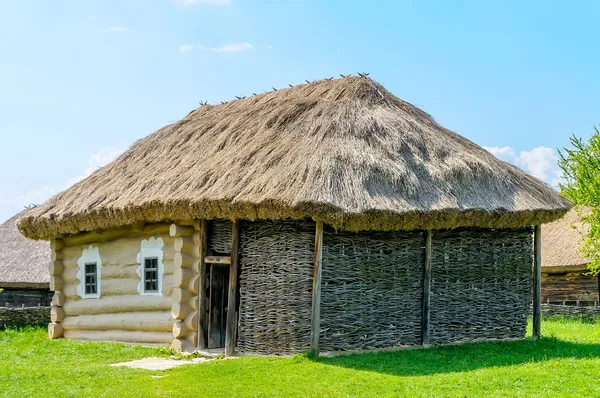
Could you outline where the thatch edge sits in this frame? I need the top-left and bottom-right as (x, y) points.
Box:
(0, 281), (50, 289)
(18, 199), (570, 240)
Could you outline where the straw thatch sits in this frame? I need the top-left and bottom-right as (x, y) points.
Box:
(19, 76), (571, 240)
(542, 207), (590, 272)
(0, 211), (50, 288)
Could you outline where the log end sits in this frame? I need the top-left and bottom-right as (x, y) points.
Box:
(48, 323), (64, 339)
(171, 338), (195, 353)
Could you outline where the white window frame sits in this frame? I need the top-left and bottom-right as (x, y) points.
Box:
(76, 245), (102, 299)
(136, 237), (165, 296)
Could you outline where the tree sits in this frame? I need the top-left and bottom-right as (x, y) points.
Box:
(558, 127), (600, 276)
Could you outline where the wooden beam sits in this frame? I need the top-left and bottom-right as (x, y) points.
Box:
(170, 224), (195, 238)
(198, 219), (208, 349)
(533, 224), (542, 340)
(204, 256), (231, 265)
(422, 230), (432, 346)
(310, 220), (324, 355)
(225, 220), (241, 356)
(64, 223), (170, 246)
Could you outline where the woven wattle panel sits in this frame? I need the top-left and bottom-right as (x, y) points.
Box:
(429, 227), (533, 344)
(237, 220), (315, 355)
(208, 219), (232, 254)
(319, 229), (424, 352)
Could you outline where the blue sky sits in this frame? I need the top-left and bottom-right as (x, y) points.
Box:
(1, 0), (599, 223)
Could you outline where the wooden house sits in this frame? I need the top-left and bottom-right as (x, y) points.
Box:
(17, 76), (571, 355)
(0, 211), (51, 307)
(542, 208), (598, 305)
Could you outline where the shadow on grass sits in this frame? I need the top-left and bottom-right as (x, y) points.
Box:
(313, 338), (600, 376)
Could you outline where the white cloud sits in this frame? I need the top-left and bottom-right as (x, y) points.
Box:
(105, 26), (129, 33)
(0, 146), (123, 222)
(181, 42), (253, 54)
(200, 42), (253, 53)
(174, 0), (232, 6)
(264, 44), (274, 49)
(0, 186), (57, 209)
(180, 44), (194, 54)
(64, 146), (123, 188)
(515, 147), (557, 183)
(483, 146), (515, 159)
(484, 145), (563, 187)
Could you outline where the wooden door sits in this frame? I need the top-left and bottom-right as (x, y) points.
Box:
(207, 264), (229, 349)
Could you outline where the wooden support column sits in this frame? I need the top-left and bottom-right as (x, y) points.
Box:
(225, 220), (241, 356)
(310, 220), (324, 355)
(198, 219), (208, 349)
(533, 225), (542, 340)
(422, 230), (432, 346)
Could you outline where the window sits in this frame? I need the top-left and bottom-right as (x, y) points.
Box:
(144, 257), (159, 293)
(76, 245), (102, 299)
(84, 262), (98, 295)
(136, 237), (164, 296)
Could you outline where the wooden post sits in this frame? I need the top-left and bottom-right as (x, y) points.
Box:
(533, 224), (542, 340)
(198, 219), (208, 349)
(310, 220), (324, 355)
(225, 220), (240, 356)
(422, 230), (432, 346)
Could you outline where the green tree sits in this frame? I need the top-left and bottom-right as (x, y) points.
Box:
(558, 127), (600, 275)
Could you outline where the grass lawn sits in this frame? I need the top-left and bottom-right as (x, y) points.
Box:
(1, 318), (600, 397)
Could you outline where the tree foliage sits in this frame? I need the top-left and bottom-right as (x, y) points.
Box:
(558, 128), (600, 275)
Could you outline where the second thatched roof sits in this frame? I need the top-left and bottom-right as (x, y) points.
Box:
(0, 211), (50, 288)
(542, 207), (590, 272)
(19, 76), (571, 240)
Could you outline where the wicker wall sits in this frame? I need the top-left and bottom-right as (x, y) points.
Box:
(429, 228), (533, 344)
(234, 222), (533, 355)
(208, 219), (233, 254)
(237, 220), (315, 354)
(319, 229), (425, 352)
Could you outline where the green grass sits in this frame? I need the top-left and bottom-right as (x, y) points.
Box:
(1, 319), (600, 397)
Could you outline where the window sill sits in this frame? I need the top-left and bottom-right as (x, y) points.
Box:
(80, 294), (100, 299)
(140, 291), (163, 296)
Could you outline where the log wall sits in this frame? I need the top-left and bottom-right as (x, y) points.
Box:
(237, 220), (315, 355)
(54, 226), (176, 345)
(0, 288), (53, 307)
(542, 271), (599, 304)
(429, 228), (533, 344)
(319, 229), (424, 352)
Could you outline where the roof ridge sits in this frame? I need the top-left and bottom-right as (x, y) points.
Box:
(195, 73), (372, 109)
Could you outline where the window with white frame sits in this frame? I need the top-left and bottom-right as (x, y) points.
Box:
(84, 262), (98, 295)
(136, 237), (164, 296)
(143, 257), (159, 293)
(76, 245), (102, 299)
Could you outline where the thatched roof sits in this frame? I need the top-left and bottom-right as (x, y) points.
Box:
(542, 207), (590, 272)
(19, 76), (571, 240)
(0, 211), (50, 288)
